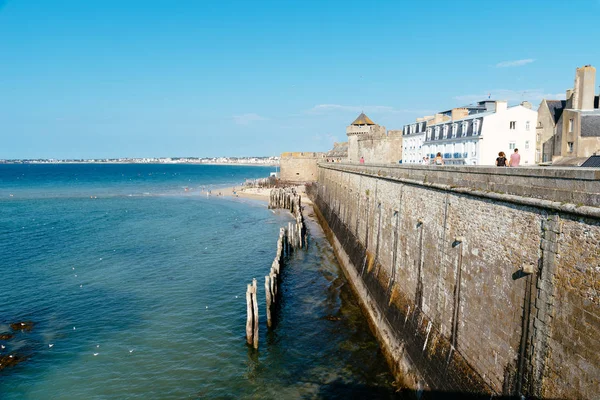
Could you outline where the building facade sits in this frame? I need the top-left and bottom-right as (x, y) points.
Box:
(401, 118), (429, 164)
(422, 101), (538, 166)
(538, 65), (600, 165)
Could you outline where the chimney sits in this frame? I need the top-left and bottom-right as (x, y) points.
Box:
(566, 89), (574, 108)
(495, 101), (508, 112)
(484, 101), (496, 112)
(520, 101), (532, 109)
(451, 108), (469, 121)
(575, 65), (596, 110)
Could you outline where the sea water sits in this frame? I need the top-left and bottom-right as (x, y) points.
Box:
(0, 164), (396, 399)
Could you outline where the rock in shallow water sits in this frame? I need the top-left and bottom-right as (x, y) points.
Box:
(0, 353), (27, 371)
(10, 321), (34, 332)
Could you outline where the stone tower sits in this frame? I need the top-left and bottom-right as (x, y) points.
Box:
(346, 113), (386, 162)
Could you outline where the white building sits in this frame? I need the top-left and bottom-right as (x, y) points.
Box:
(422, 100), (538, 166)
(401, 118), (430, 164)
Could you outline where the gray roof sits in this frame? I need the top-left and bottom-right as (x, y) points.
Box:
(425, 117), (485, 142)
(545, 100), (566, 124)
(581, 155), (600, 167)
(581, 113), (600, 137)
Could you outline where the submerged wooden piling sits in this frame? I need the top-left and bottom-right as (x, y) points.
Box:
(245, 279), (259, 349)
(246, 283), (253, 346)
(245, 186), (312, 343)
(252, 278), (258, 349)
(265, 275), (272, 328)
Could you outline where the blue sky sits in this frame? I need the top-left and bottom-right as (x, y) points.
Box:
(1, 0), (599, 159)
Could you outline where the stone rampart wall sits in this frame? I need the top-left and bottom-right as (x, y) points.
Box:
(311, 163), (599, 399)
(357, 134), (403, 164)
(279, 152), (325, 182)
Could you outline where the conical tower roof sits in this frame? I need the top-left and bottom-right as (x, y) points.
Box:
(351, 112), (375, 126)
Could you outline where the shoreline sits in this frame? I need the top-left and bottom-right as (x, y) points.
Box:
(215, 185), (313, 205)
(0, 162), (278, 167)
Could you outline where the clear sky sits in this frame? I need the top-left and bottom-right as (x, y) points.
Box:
(1, 0), (599, 159)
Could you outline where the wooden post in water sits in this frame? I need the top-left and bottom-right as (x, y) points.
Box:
(252, 278), (259, 349)
(245, 283), (253, 346)
(265, 275), (272, 328)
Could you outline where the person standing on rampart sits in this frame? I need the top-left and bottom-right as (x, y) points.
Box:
(359, 156), (365, 164)
(434, 152), (444, 165)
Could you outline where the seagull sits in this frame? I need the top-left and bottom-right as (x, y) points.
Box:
(73, 327), (76, 330)
(74, 274), (77, 277)
(49, 344), (54, 348)
(20, 323), (25, 326)
(129, 349), (134, 353)
(72, 267), (75, 270)
(93, 353), (99, 356)
(206, 306), (208, 309)
(96, 345), (100, 348)
(80, 285), (83, 288)
(9, 355), (13, 358)
(1, 345), (5, 349)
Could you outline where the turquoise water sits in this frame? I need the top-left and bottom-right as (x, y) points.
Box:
(0, 164), (395, 399)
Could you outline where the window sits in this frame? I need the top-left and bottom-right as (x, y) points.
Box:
(510, 121), (516, 130)
(434, 126), (440, 140)
(473, 119), (480, 135)
(509, 142), (516, 150)
(526, 121), (530, 131)
(462, 121), (469, 137)
(568, 118), (574, 133)
(567, 142), (574, 152)
(443, 125), (449, 138)
(426, 128), (432, 140)
(525, 140), (530, 150)
(536, 133), (541, 143)
(452, 123), (458, 138)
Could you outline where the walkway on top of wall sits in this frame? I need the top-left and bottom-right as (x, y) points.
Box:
(318, 162), (600, 218)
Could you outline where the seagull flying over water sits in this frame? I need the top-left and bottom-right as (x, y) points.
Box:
(93, 353), (99, 356)
(49, 344), (54, 348)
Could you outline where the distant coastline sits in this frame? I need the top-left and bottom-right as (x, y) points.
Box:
(0, 157), (279, 167)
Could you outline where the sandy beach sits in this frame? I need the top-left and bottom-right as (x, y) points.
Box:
(217, 185), (313, 204)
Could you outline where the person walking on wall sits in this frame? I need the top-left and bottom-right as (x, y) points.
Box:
(434, 152), (444, 165)
(496, 151), (508, 167)
(509, 148), (520, 167)
(359, 156), (365, 164)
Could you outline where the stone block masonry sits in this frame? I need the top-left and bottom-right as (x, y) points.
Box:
(309, 163), (599, 399)
(279, 152), (325, 182)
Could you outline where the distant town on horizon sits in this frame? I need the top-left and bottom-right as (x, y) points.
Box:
(0, 156), (280, 165)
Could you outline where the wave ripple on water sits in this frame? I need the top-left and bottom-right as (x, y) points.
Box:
(0, 164), (396, 399)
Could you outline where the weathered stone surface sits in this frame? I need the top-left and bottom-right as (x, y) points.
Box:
(312, 164), (600, 399)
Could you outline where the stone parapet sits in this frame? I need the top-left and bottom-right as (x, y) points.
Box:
(319, 163), (600, 212)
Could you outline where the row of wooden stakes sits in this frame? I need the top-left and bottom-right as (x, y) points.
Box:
(245, 188), (307, 349)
